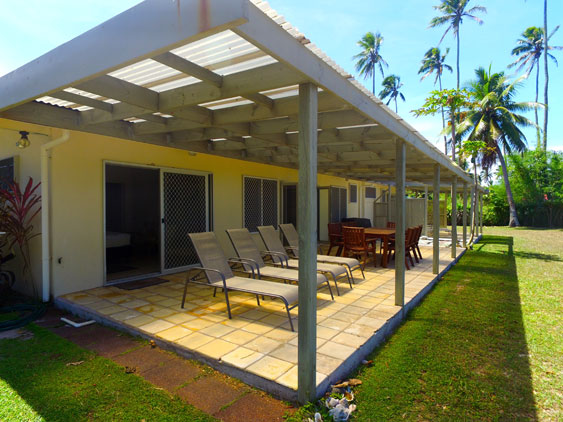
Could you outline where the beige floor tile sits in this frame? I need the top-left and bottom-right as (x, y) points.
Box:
(200, 313), (228, 323)
(164, 312), (197, 325)
(241, 321), (274, 335)
(264, 328), (297, 342)
(355, 315), (388, 328)
(156, 325), (193, 341)
(196, 339), (238, 359)
(221, 347), (264, 369)
(244, 336), (282, 354)
(332, 332), (367, 348)
(136, 304), (162, 314)
(221, 318), (251, 329)
(125, 314), (157, 328)
(145, 295), (168, 303)
(182, 318), (216, 331)
(177, 332), (215, 349)
(111, 309), (143, 322)
(65, 293), (99, 305)
(316, 325), (340, 340)
(260, 314), (289, 327)
(84, 300), (114, 311)
(105, 294), (134, 304)
(158, 298), (181, 307)
(97, 305), (127, 315)
(330, 312), (362, 324)
(149, 308), (176, 318)
(318, 318), (350, 331)
(344, 324), (378, 338)
(221, 330), (258, 346)
(122, 299), (150, 309)
(138, 319), (175, 334)
(316, 353), (344, 375)
(317, 341), (356, 360)
(270, 343), (298, 364)
(239, 309), (271, 321)
(199, 323), (236, 338)
(247, 356), (294, 380)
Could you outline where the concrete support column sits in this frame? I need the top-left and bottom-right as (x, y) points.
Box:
(423, 186), (429, 237)
(451, 177), (457, 259)
(433, 165), (440, 274)
(462, 183), (468, 248)
(394, 139), (406, 307)
(297, 83), (318, 404)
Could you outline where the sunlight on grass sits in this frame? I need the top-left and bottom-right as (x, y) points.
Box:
(0, 380), (42, 422)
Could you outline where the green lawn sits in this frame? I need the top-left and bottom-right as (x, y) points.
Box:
(291, 228), (562, 421)
(0, 324), (216, 422)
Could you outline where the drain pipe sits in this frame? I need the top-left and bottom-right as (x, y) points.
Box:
(41, 130), (70, 302)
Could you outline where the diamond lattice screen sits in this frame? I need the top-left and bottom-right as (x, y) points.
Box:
(163, 172), (207, 270)
(244, 177), (278, 232)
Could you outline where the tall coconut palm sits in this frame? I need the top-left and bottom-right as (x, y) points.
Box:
(419, 47), (453, 154)
(457, 67), (539, 227)
(509, 26), (562, 148)
(429, 0), (486, 89)
(353, 31), (389, 94)
(379, 75), (406, 113)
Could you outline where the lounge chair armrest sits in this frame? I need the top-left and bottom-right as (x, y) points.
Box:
(261, 250), (289, 267)
(187, 266), (228, 288)
(227, 258), (257, 278)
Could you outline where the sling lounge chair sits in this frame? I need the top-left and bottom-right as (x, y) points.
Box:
(257, 225), (352, 296)
(186, 232), (298, 331)
(278, 223), (364, 281)
(226, 228), (334, 300)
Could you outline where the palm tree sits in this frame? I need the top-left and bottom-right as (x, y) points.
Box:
(353, 32), (389, 94)
(419, 47), (453, 154)
(457, 67), (539, 227)
(429, 0), (486, 89)
(379, 75), (406, 113)
(509, 26), (562, 148)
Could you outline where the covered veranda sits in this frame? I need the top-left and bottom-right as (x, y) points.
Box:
(0, 0), (483, 402)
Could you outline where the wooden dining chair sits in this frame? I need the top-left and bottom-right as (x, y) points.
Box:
(327, 223), (344, 256)
(342, 226), (376, 269)
(386, 221), (396, 229)
(388, 227), (415, 270)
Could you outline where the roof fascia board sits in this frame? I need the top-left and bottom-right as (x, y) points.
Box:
(234, 2), (472, 184)
(0, 0), (248, 111)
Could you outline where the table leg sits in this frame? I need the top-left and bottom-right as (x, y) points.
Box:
(382, 235), (389, 268)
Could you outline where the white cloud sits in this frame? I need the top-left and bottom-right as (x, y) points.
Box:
(549, 145), (563, 152)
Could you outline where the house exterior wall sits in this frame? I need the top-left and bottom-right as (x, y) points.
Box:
(0, 119), (388, 298)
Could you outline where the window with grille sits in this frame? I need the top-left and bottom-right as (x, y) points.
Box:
(244, 177), (278, 232)
(0, 157), (15, 190)
(349, 184), (358, 203)
(365, 187), (377, 199)
(329, 186), (347, 223)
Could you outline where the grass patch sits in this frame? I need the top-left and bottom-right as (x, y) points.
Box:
(290, 229), (561, 421)
(0, 324), (216, 422)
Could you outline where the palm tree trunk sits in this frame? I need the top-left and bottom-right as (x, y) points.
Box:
(456, 30), (460, 90)
(395, 97), (398, 113)
(496, 147), (520, 227)
(535, 64), (541, 148)
(543, 0), (549, 150)
(372, 73), (375, 95)
(439, 75), (448, 155)
(450, 107), (456, 163)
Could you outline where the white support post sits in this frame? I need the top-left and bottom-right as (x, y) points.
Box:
(423, 186), (429, 237)
(297, 83), (318, 404)
(433, 165), (440, 274)
(480, 192), (484, 235)
(387, 183), (392, 225)
(395, 139), (406, 307)
(462, 183), (468, 248)
(470, 185), (475, 238)
(451, 178), (457, 259)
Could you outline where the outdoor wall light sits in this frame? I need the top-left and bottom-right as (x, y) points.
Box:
(16, 131), (31, 149)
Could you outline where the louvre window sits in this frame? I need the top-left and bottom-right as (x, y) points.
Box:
(0, 157), (15, 190)
(365, 187), (377, 199)
(244, 177), (278, 232)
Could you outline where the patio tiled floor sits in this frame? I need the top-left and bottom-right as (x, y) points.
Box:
(57, 244), (464, 399)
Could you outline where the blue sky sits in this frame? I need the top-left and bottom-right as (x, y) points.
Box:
(0, 0), (561, 152)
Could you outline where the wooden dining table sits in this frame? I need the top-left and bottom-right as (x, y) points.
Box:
(364, 228), (396, 268)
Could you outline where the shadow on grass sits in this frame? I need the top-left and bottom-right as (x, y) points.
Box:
(354, 235), (537, 421)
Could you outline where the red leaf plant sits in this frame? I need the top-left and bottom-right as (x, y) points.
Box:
(0, 177), (41, 298)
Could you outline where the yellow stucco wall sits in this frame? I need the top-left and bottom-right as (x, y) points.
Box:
(1, 119), (388, 298)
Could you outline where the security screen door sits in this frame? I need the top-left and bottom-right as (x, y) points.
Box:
(162, 171), (209, 272)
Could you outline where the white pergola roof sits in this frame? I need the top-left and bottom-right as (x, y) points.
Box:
(0, 0), (475, 185)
